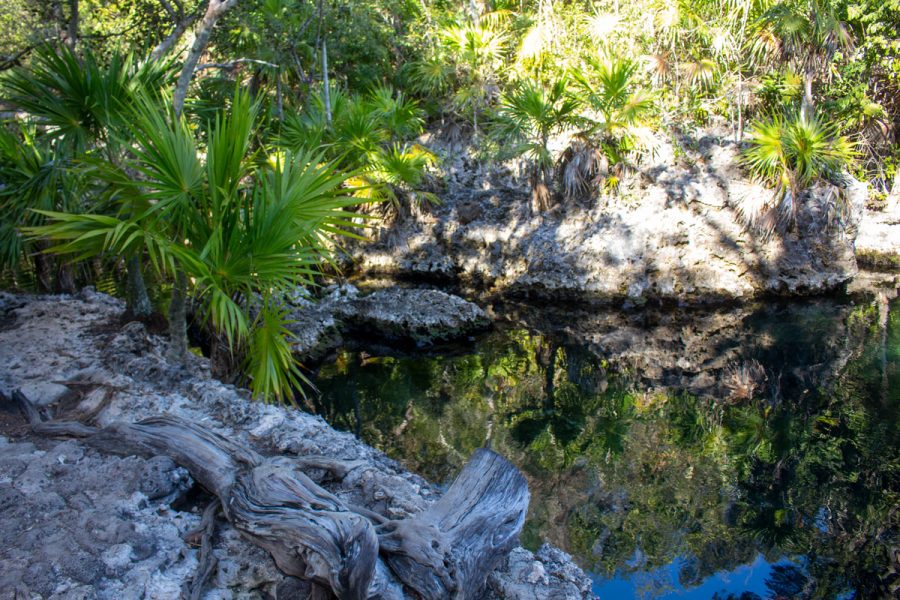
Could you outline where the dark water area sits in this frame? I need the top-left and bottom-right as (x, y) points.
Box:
(312, 289), (900, 599)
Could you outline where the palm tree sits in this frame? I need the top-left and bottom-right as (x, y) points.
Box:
(560, 55), (655, 200)
(433, 14), (509, 137)
(0, 44), (171, 311)
(0, 123), (82, 292)
(281, 85), (436, 217)
(751, 0), (853, 119)
(28, 89), (365, 403)
(741, 111), (856, 233)
(492, 77), (580, 211)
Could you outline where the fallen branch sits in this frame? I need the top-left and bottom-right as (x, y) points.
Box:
(7, 388), (529, 599)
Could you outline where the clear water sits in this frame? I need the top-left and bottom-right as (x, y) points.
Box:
(312, 291), (900, 599)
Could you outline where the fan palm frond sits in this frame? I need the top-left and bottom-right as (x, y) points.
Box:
(741, 111), (856, 234)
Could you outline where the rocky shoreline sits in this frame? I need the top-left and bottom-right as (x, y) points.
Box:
(345, 130), (899, 304)
(0, 290), (594, 600)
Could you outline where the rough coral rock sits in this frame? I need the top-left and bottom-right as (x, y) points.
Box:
(348, 130), (868, 303)
(0, 291), (594, 600)
(284, 283), (491, 361)
(334, 286), (491, 344)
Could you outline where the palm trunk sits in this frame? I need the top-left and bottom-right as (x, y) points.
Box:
(126, 255), (153, 319)
(167, 268), (189, 361)
(530, 165), (552, 213)
(801, 65), (815, 120)
(34, 252), (53, 294)
(56, 261), (77, 295)
(322, 40), (332, 124)
(210, 326), (242, 384)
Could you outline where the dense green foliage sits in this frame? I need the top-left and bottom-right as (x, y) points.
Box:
(3, 1), (897, 176)
(1, 0), (898, 397)
(25, 85), (365, 402)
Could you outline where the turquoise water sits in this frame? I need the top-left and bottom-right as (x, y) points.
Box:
(312, 292), (900, 599)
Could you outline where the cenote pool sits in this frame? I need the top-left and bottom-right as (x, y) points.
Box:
(311, 289), (900, 599)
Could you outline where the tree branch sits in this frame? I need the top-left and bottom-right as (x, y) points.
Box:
(173, 0), (240, 117)
(150, 11), (200, 61)
(195, 57), (278, 72)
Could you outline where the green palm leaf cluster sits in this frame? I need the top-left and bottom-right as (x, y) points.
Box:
(2, 45), (172, 154)
(492, 77), (580, 210)
(28, 89), (365, 403)
(486, 55), (656, 208)
(404, 13), (510, 134)
(750, 0), (853, 118)
(561, 55), (656, 199)
(742, 111), (856, 231)
(281, 85), (436, 209)
(0, 45), (173, 287)
(0, 125), (81, 271)
(494, 78), (580, 170)
(442, 18), (509, 125)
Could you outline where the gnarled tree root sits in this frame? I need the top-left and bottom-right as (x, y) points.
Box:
(6, 389), (529, 600)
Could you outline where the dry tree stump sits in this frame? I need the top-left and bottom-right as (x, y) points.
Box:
(7, 389), (529, 600)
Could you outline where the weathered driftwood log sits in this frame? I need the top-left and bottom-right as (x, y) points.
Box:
(378, 448), (530, 598)
(7, 389), (529, 600)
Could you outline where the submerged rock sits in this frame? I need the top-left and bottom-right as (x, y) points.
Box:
(0, 292), (592, 599)
(348, 130), (868, 303)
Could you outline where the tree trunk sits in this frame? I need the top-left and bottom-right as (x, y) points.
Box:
(275, 68), (284, 122)
(167, 268), (189, 361)
(801, 65), (815, 120)
(56, 260), (77, 295)
(66, 0), (79, 50)
(10, 391), (530, 600)
(33, 241), (55, 294)
(322, 40), (332, 124)
(173, 0), (239, 117)
(126, 255), (154, 320)
(209, 326), (242, 384)
(150, 12), (199, 61)
(377, 449), (529, 598)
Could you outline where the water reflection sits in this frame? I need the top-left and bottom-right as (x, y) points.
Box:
(312, 292), (900, 598)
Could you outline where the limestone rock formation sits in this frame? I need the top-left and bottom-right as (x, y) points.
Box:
(284, 284), (491, 361)
(348, 131), (868, 303)
(856, 200), (900, 270)
(0, 290), (593, 600)
(334, 286), (491, 344)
